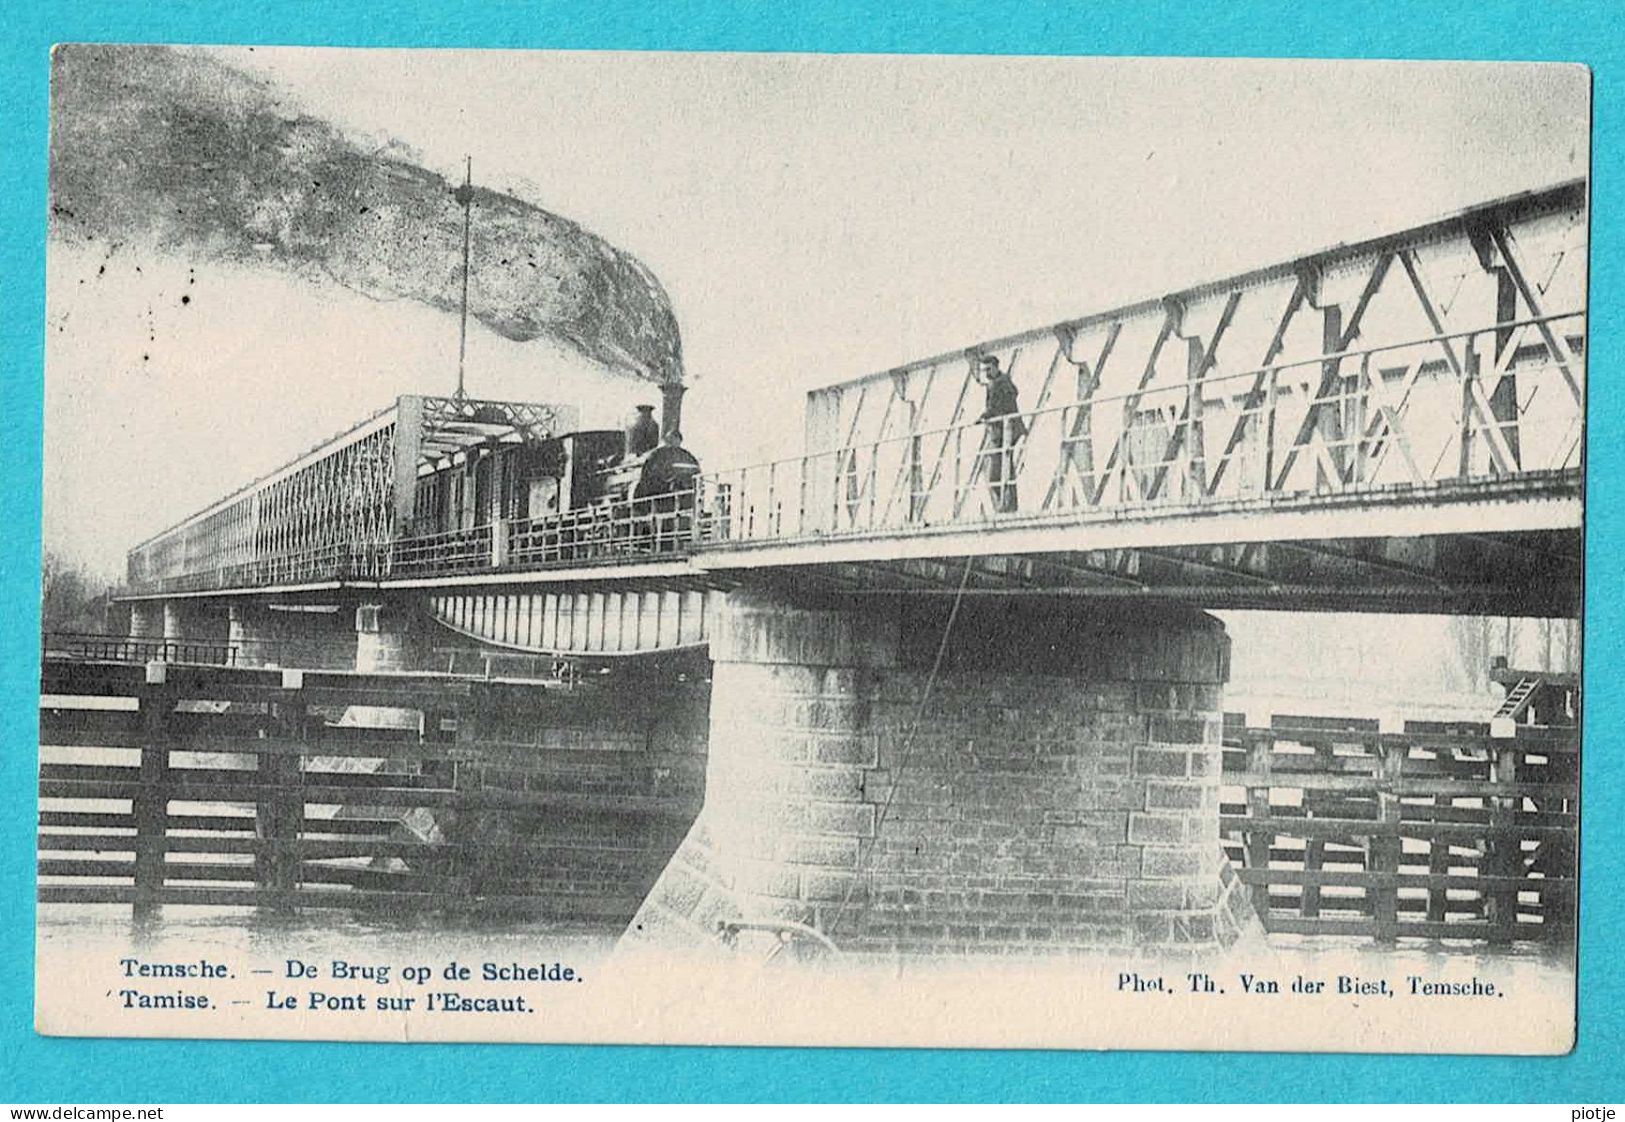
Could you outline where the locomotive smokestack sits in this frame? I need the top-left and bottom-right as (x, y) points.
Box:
(660, 383), (686, 441)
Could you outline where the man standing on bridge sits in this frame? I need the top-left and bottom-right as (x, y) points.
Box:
(976, 354), (1026, 513)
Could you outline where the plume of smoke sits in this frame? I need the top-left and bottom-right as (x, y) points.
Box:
(48, 44), (684, 385)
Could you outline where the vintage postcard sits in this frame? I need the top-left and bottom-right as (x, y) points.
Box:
(37, 46), (1586, 1052)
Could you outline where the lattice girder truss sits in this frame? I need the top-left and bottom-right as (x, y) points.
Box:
(126, 395), (574, 592)
(795, 180), (1586, 532)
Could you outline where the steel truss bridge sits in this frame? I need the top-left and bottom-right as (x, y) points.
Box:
(122, 180), (1586, 655)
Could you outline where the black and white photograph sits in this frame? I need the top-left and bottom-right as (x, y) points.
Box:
(37, 45), (1587, 1052)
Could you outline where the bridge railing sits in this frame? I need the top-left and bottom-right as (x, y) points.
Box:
(390, 523), (494, 577)
(125, 489), (708, 592)
(379, 492), (702, 580)
(132, 540), (391, 595)
(696, 313), (1585, 546)
(44, 632), (238, 666)
(507, 491), (697, 567)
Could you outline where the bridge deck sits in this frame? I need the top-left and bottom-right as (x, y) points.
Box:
(120, 180), (1587, 620)
(122, 310), (1584, 619)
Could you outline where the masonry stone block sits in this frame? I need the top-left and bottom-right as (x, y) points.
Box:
(1146, 780), (1206, 811)
(443, 673), (711, 925)
(1133, 747), (1189, 778)
(1128, 811), (1188, 845)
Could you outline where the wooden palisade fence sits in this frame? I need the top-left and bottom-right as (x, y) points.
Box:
(38, 658), (702, 923)
(1220, 701), (1578, 945)
(41, 652), (1579, 948)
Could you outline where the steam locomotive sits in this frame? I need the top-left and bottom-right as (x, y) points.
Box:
(408, 399), (702, 562)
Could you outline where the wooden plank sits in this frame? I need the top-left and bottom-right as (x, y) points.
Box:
(1487, 740), (1520, 945)
(36, 883), (644, 918)
(158, 737), (456, 760)
(42, 678), (472, 709)
(42, 659), (489, 695)
(1220, 774), (1574, 797)
(164, 814), (259, 833)
(1269, 713), (1382, 732)
(1242, 736), (1273, 916)
(37, 833), (146, 852)
(1218, 813), (1574, 840)
(1375, 757), (1499, 779)
(38, 764), (147, 784)
(1393, 804), (1573, 828)
(1427, 836), (1451, 924)
(1249, 756), (1385, 777)
(1264, 916), (1538, 941)
(37, 811), (136, 829)
(38, 710), (144, 747)
(1301, 838), (1325, 919)
(1220, 844), (1372, 866)
(39, 765), (447, 791)
(298, 817), (402, 835)
(133, 683), (171, 923)
(125, 863), (261, 884)
(261, 700), (302, 903)
(291, 866), (441, 888)
(1222, 727), (1578, 753)
(38, 776), (700, 818)
(39, 832), (685, 861)
(1372, 742), (1405, 942)
(1234, 868), (1575, 891)
(1258, 916), (1380, 938)
(38, 858), (137, 877)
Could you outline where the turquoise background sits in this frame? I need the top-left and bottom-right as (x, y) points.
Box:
(1, 0), (1619, 1103)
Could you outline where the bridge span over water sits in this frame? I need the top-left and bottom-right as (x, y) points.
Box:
(118, 179), (1585, 658)
(64, 179), (1586, 961)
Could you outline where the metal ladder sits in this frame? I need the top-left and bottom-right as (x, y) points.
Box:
(1493, 676), (1541, 721)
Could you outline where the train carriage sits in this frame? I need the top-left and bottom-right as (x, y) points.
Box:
(126, 394), (703, 592)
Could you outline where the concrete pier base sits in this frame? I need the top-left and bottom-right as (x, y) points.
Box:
(621, 588), (1257, 959)
(154, 599), (228, 645)
(128, 600), (162, 640)
(220, 602), (358, 669)
(227, 604), (263, 666)
(162, 600), (182, 643)
(355, 602), (415, 673)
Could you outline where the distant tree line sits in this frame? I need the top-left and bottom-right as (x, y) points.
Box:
(42, 550), (116, 635)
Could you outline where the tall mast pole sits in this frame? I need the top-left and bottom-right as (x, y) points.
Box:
(454, 155), (474, 403)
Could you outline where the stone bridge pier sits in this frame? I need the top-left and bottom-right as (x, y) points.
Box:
(160, 598), (228, 644)
(127, 599), (163, 639)
(622, 587), (1257, 959)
